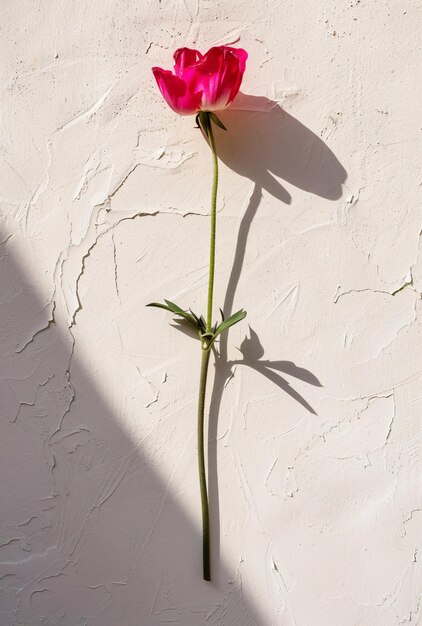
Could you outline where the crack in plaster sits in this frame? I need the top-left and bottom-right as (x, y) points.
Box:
(15, 302), (56, 354)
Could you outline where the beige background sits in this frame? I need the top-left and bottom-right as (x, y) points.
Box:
(1, 1), (421, 624)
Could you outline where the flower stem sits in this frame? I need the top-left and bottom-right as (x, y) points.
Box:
(197, 113), (219, 581)
(206, 116), (218, 333)
(197, 347), (211, 581)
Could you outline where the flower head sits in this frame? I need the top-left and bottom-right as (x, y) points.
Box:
(152, 46), (248, 115)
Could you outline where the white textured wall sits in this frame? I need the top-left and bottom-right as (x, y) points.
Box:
(1, 1), (421, 624)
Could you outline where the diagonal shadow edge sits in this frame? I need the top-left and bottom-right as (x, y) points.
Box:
(0, 230), (267, 626)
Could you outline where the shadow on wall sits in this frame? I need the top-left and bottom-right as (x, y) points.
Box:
(0, 232), (266, 625)
(218, 93), (347, 203)
(0, 102), (346, 625)
(205, 95), (347, 572)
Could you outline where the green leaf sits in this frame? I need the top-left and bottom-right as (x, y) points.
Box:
(146, 300), (199, 331)
(146, 302), (170, 310)
(190, 310), (206, 332)
(210, 112), (227, 131)
(198, 111), (211, 136)
(163, 299), (186, 314)
(212, 309), (247, 340)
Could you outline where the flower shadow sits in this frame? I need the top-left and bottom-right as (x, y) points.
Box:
(205, 95), (346, 566)
(217, 92), (347, 203)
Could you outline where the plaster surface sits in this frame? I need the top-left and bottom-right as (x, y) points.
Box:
(1, 1), (421, 624)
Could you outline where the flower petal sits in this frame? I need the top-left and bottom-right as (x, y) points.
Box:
(173, 47), (202, 78)
(225, 47), (248, 74)
(152, 67), (201, 115)
(184, 46), (248, 111)
(222, 47), (248, 105)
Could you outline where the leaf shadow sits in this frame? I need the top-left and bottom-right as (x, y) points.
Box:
(232, 326), (322, 416)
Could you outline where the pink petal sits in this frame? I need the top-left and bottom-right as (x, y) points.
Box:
(225, 47), (248, 74)
(199, 48), (227, 108)
(173, 47), (202, 78)
(177, 47), (225, 110)
(222, 48), (248, 105)
(185, 46), (248, 111)
(152, 67), (201, 115)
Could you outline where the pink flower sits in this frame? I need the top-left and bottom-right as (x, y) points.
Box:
(152, 46), (248, 116)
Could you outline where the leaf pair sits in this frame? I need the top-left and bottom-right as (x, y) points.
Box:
(147, 299), (246, 349)
(195, 111), (227, 135)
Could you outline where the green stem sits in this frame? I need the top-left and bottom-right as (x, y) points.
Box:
(197, 347), (211, 581)
(206, 116), (218, 333)
(196, 112), (219, 581)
